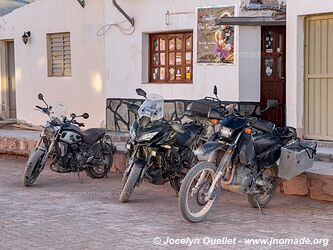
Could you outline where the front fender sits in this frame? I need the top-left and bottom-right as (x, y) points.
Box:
(194, 142), (228, 161)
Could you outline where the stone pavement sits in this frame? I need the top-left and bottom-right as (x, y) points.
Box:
(0, 157), (332, 250)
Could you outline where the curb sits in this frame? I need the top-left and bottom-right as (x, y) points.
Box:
(0, 135), (128, 173)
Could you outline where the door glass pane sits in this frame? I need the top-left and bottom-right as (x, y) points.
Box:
(277, 56), (283, 78)
(169, 38), (175, 51)
(160, 39), (165, 51)
(176, 38), (182, 50)
(186, 37), (192, 50)
(176, 52), (182, 65)
(265, 58), (274, 77)
(176, 68), (182, 80)
(169, 52), (175, 65)
(276, 33), (282, 53)
(153, 68), (159, 80)
(186, 66), (192, 80)
(186, 52), (192, 64)
(160, 67), (165, 80)
(169, 67), (175, 81)
(153, 39), (159, 52)
(265, 31), (274, 53)
(160, 53), (165, 66)
(153, 53), (159, 66)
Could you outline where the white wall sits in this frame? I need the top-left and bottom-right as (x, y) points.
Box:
(286, 0), (333, 132)
(238, 25), (261, 101)
(105, 0), (260, 102)
(0, 0), (107, 128)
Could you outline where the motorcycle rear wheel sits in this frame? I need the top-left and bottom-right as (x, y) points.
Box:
(119, 164), (142, 203)
(85, 146), (114, 178)
(22, 149), (45, 187)
(247, 165), (279, 208)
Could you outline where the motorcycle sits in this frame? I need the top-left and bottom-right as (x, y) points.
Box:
(119, 89), (205, 203)
(178, 88), (306, 222)
(22, 93), (115, 187)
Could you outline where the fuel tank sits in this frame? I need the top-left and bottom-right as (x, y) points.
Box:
(59, 123), (82, 144)
(175, 123), (203, 148)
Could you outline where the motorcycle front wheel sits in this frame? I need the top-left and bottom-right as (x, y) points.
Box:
(22, 149), (45, 187)
(247, 164), (279, 208)
(119, 164), (142, 203)
(178, 162), (219, 223)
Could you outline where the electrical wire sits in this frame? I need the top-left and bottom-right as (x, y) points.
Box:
(97, 19), (135, 36)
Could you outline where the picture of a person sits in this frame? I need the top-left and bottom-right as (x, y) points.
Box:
(214, 12), (234, 63)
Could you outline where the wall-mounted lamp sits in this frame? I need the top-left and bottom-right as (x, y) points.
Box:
(22, 31), (31, 45)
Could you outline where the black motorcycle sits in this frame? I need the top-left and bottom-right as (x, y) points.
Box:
(178, 89), (303, 222)
(119, 89), (204, 203)
(22, 93), (115, 187)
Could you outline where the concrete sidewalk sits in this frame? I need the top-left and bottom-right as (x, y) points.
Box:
(0, 129), (332, 201)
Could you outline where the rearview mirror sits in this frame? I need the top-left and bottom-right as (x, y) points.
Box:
(82, 113), (89, 119)
(213, 85), (218, 96)
(136, 88), (147, 98)
(38, 93), (44, 100)
(267, 99), (279, 110)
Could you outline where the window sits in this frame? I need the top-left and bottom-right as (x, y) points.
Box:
(150, 32), (193, 83)
(47, 32), (71, 77)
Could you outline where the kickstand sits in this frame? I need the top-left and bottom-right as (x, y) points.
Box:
(254, 195), (265, 215)
(77, 169), (83, 183)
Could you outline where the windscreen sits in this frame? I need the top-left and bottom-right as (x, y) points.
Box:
(138, 94), (164, 121)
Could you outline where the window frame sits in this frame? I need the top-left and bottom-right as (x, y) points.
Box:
(47, 32), (72, 77)
(149, 31), (193, 84)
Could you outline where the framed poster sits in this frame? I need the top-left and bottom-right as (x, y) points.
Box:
(197, 6), (235, 64)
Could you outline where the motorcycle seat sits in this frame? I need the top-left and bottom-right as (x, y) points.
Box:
(252, 119), (275, 133)
(82, 128), (107, 145)
(176, 123), (203, 147)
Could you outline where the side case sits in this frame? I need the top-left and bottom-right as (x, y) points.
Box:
(278, 140), (317, 180)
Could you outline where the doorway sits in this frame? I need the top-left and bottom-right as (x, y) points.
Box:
(5, 41), (17, 118)
(304, 14), (333, 140)
(260, 26), (286, 127)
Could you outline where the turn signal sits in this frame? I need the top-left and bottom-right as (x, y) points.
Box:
(211, 119), (220, 125)
(244, 128), (253, 134)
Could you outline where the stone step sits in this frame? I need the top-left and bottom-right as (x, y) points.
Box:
(0, 120), (17, 129)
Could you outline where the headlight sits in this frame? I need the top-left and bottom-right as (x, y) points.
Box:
(220, 126), (233, 138)
(137, 131), (159, 142)
(42, 125), (55, 138)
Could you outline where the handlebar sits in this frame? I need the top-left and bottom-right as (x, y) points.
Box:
(35, 105), (50, 115)
(35, 105), (44, 110)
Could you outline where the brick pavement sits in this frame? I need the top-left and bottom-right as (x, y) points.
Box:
(0, 156), (332, 250)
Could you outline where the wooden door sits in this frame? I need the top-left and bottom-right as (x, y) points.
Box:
(304, 14), (333, 140)
(7, 41), (16, 118)
(260, 26), (286, 127)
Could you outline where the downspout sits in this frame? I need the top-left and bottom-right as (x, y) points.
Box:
(112, 0), (135, 27)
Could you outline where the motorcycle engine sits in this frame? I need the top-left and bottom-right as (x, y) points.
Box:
(145, 165), (168, 185)
(222, 164), (253, 194)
